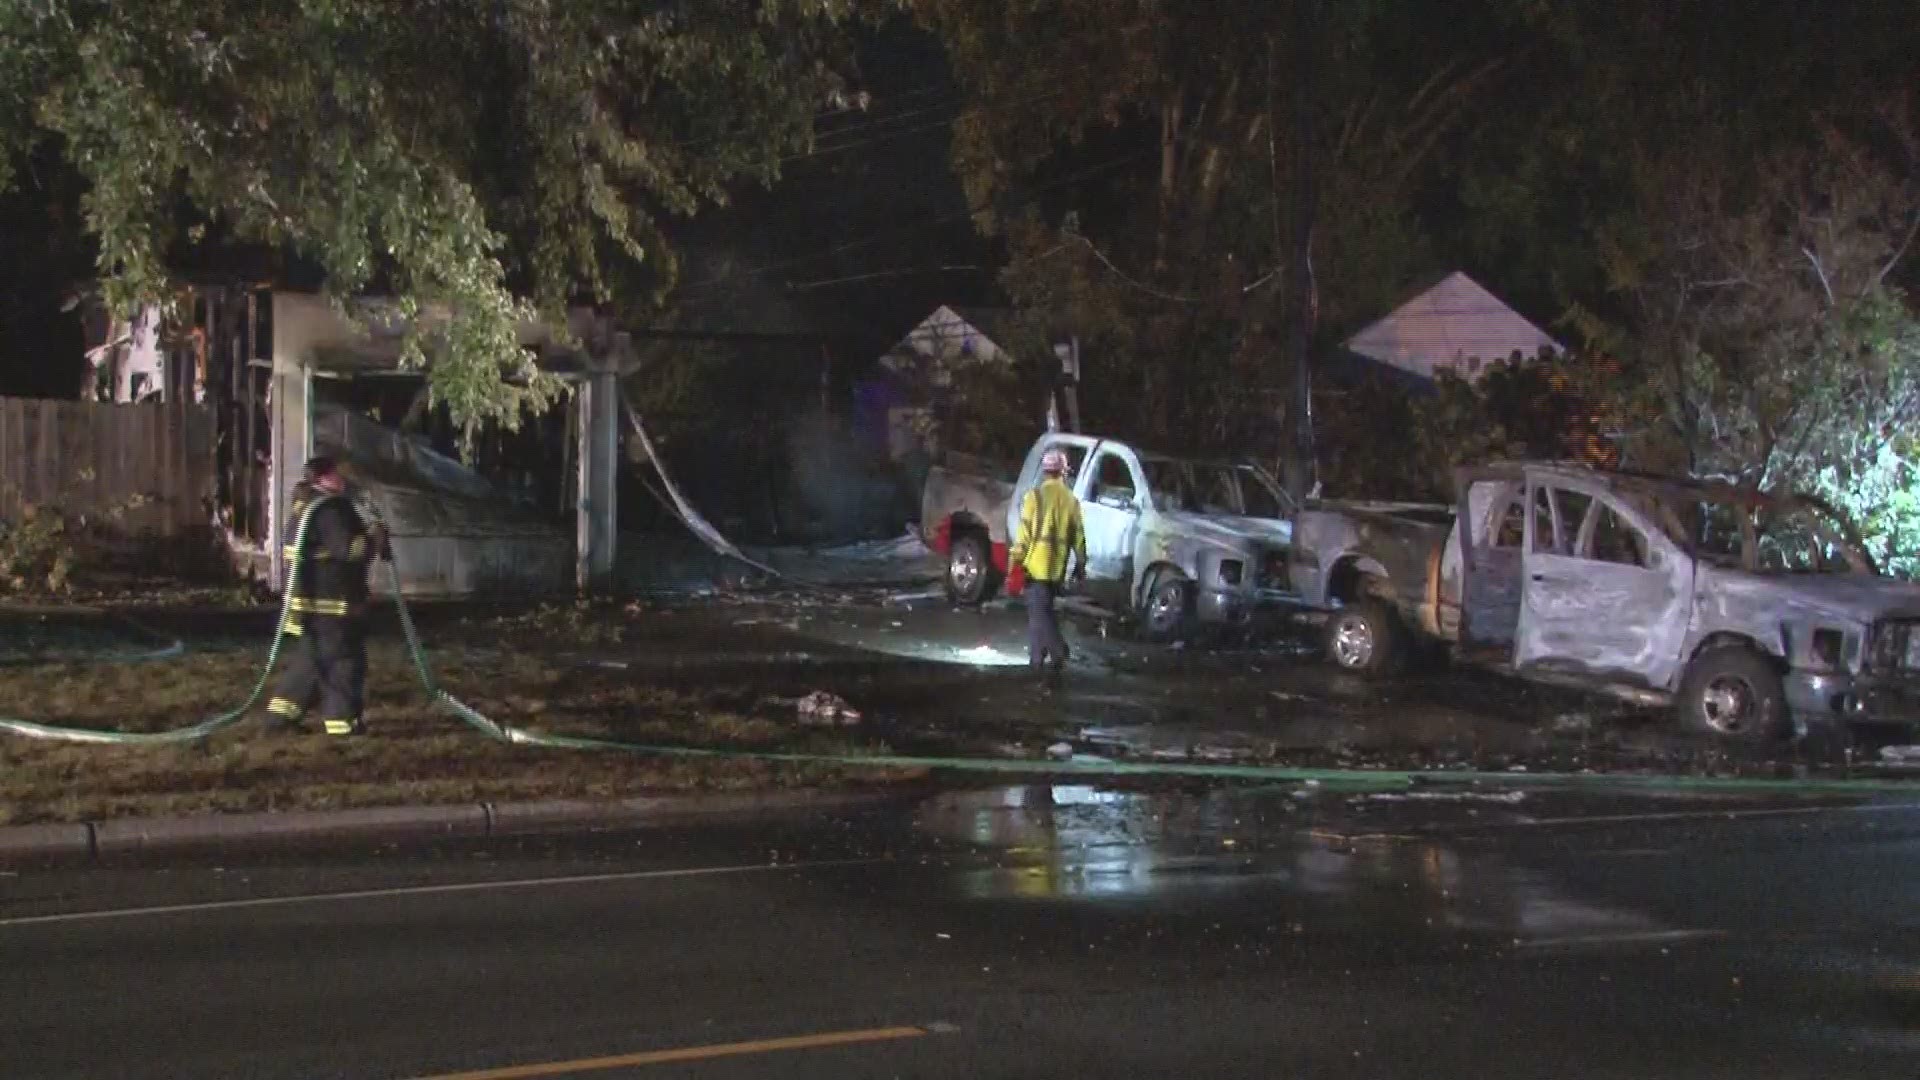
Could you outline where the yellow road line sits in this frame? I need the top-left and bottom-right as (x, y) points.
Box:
(413, 1025), (936, 1079)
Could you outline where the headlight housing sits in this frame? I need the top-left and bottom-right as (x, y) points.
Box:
(1811, 628), (1844, 671)
(1795, 623), (1862, 673)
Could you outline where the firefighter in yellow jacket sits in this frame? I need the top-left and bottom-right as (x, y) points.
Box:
(265, 456), (388, 737)
(1009, 448), (1086, 676)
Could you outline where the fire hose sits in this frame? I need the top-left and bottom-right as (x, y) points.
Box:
(4, 496), (1920, 797)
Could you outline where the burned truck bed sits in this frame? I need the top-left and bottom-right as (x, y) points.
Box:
(1288, 500), (1456, 620)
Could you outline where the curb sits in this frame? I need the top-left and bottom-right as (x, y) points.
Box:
(0, 788), (911, 864)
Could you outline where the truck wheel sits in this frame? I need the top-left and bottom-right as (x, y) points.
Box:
(945, 533), (994, 607)
(1324, 599), (1405, 677)
(1139, 572), (1195, 644)
(1676, 647), (1787, 742)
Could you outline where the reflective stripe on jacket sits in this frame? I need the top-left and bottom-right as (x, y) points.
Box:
(1010, 478), (1086, 585)
(285, 492), (373, 614)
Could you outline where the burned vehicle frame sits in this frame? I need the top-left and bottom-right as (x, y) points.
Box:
(1302, 461), (1920, 743)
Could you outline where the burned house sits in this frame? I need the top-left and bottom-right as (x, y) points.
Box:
(148, 288), (628, 596)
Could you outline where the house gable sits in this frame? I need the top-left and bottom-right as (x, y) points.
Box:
(1345, 271), (1563, 382)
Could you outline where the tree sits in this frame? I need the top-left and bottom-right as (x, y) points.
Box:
(1567, 115), (1920, 570)
(906, 0), (1518, 471)
(0, 0), (888, 438)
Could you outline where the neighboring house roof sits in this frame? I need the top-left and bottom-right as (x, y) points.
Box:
(881, 305), (1018, 380)
(948, 305), (1019, 349)
(1345, 271), (1563, 381)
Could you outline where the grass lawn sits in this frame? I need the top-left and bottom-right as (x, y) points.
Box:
(0, 638), (927, 825)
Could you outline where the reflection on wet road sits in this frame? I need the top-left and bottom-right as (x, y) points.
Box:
(626, 592), (1848, 775)
(917, 785), (1703, 945)
(8, 784), (1920, 1076)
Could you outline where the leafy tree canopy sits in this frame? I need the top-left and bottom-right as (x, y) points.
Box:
(913, 0), (1920, 582)
(904, 0), (1524, 458)
(0, 0), (890, 437)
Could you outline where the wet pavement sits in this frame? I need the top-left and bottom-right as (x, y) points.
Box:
(11, 590), (1915, 777)
(537, 592), (1909, 775)
(6, 783), (1920, 1076)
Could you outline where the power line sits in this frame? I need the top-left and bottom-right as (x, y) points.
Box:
(808, 99), (963, 143)
(780, 89), (1066, 165)
(1056, 236), (1283, 303)
(677, 142), (1162, 292)
(777, 114), (963, 165)
(784, 264), (985, 290)
(658, 81), (954, 156)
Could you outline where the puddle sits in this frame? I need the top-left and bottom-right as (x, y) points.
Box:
(910, 785), (1690, 946)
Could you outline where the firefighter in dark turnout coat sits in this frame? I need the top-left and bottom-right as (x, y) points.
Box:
(266, 456), (388, 736)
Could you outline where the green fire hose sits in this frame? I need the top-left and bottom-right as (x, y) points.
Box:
(0, 497), (337, 745)
(5, 496), (1920, 798)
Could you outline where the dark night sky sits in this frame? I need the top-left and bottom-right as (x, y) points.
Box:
(667, 17), (999, 353)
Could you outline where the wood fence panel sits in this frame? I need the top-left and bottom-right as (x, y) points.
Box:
(0, 397), (216, 538)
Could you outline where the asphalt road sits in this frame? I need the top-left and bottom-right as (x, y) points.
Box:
(7, 784), (1920, 1078)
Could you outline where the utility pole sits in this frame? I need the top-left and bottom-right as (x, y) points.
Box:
(1279, 0), (1321, 504)
(1058, 337), (1082, 433)
(1045, 335), (1082, 433)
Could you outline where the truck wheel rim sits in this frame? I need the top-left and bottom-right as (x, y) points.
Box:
(1332, 616), (1374, 668)
(1701, 675), (1755, 733)
(950, 546), (982, 595)
(1150, 582), (1186, 629)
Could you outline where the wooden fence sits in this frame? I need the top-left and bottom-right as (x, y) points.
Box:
(0, 397), (216, 538)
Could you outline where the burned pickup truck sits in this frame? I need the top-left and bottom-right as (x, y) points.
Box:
(922, 432), (1298, 640)
(1294, 461), (1920, 743)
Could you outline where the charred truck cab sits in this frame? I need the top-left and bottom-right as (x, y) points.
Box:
(1298, 461), (1920, 744)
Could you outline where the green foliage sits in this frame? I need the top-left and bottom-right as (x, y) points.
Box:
(904, 0), (1507, 456)
(0, 489), (148, 595)
(925, 337), (1051, 463)
(0, 503), (76, 594)
(1311, 370), (1429, 499)
(0, 0), (892, 439)
(1316, 355), (1592, 502)
(1555, 107), (1920, 571)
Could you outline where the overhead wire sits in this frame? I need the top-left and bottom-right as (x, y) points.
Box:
(783, 265), (984, 290)
(675, 143), (1163, 293)
(662, 81), (955, 156)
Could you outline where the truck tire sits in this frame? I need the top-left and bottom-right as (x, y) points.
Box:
(1324, 598), (1406, 677)
(945, 532), (995, 607)
(1676, 646), (1787, 743)
(1139, 571), (1196, 644)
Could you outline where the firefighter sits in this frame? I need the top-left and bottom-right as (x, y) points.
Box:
(265, 456), (388, 737)
(1008, 447), (1086, 678)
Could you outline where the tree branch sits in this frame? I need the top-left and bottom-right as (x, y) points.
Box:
(1802, 245), (1836, 307)
(1876, 210), (1920, 290)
